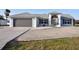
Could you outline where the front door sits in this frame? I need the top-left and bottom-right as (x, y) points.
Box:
(51, 18), (59, 27)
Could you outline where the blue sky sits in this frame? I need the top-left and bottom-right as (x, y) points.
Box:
(0, 9), (79, 20)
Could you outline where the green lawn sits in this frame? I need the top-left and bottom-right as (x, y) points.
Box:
(3, 37), (79, 50)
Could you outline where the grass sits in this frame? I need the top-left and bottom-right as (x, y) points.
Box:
(3, 37), (79, 50)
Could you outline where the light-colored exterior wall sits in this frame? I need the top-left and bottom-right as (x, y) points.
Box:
(9, 18), (13, 27)
(32, 17), (37, 28)
(56, 15), (61, 27)
(6, 17), (13, 27)
(48, 14), (52, 26)
(72, 19), (73, 26)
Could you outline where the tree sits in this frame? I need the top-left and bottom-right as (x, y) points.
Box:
(0, 15), (4, 19)
(4, 9), (11, 19)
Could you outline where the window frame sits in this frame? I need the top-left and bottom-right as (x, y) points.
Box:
(63, 19), (71, 24)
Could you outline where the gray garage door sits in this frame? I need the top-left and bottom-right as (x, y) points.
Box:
(14, 18), (32, 27)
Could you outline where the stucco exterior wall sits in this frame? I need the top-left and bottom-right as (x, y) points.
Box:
(32, 17), (37, 28)
(7, 17), (13, 27)
(56, 15), (61, 27)
(48, 14), (52, 26)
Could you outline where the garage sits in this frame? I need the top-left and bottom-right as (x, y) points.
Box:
(13, 18), (32, 27)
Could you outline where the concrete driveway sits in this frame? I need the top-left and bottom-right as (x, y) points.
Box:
(0, 27), (30, 49)
(16, 27), (79, 41)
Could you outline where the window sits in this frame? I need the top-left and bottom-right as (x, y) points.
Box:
(7, 20), (10, 23)
(63, 19), (71, 24)
(39, 19), (48, 26)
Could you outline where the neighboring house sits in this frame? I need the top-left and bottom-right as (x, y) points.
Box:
(74, 20), (79, 26)
(75, 20), (79, 24)
(0, 15), (7, 26)
(8, 12), (75, 27)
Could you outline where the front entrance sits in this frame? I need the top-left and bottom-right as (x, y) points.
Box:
(38, 19), (48, 27)
(51, 15), (59, 27)
(51, 18), (59, 27)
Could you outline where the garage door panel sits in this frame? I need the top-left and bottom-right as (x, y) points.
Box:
(14, 18), (32, 27)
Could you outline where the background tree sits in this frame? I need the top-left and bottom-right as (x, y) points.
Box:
(0, 15), (4, 19)
(4, 9), (11, 19)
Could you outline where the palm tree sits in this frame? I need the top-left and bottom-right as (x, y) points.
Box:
(0, 15), (4, 19)
(4, 9), (11, 19)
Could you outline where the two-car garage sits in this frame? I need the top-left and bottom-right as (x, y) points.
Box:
(13, 18), (32, 27)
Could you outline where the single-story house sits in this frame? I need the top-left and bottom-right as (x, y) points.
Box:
(7, 12), (75, 27)
(0, 15), (8, 26)
(75, 20), (79, 24)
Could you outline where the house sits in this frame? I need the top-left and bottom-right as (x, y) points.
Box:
(75, 20), (79, 24)
(7, 12), (75, 27)
(0, 15), (8, 26)
(74, 20), (79, 26)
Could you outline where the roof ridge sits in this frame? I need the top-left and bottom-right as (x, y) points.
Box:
(11, 12), (31, 16)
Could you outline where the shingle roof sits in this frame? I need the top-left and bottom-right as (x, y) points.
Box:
(49, 11), (61, 15)
(49, 12), (74, 19)
(61, 14), (74, 19)
(10, 12), (48, 19)
(10, 12), (74, 19)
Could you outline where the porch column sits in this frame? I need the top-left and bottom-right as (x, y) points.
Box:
(32, 17), (37, 28)
(56, 15), (61, 27)
(48, 14), (52, 26)
(7, 17), (13, 27)
(10, 18), (13, 27)
(72, 19), (73, 26)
